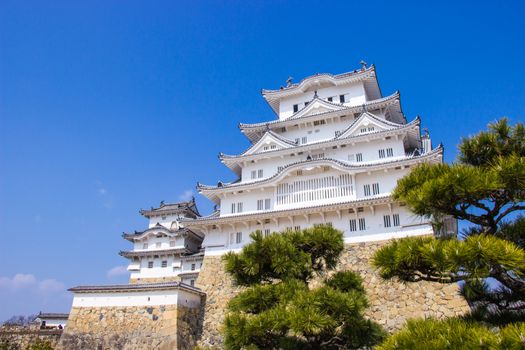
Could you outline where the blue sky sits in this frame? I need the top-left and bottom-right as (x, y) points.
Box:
(0, 0), (524, 320)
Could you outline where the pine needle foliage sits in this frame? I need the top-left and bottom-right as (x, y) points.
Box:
(376, 318), (525, 350)
(374, 118), (525, 317)
(222, 225), (385, 349)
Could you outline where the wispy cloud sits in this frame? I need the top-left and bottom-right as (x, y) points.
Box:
(178, 189), (194, 201)
(96, 181), (114, 208)
(0, 274), (65, 295)
(106, 266), (128, 278)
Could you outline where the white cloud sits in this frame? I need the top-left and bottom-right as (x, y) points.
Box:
(0, 274), (65, 295)
(38, 279), (65, 293)
(0, 274), (37, 289)
(178, 189), (194, 201)
(96, 181), (114, 208)
(106, 266), (128, 278)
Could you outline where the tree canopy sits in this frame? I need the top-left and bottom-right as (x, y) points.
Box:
(222, 225), (385, 350)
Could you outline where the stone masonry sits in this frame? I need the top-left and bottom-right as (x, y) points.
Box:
(59, 304), (200, 350)
(195, 239), (470, 348)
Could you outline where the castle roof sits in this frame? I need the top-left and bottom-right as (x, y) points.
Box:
(119, 247), (191, 258)
(199, 145), (442, 203)
(139, 198), (200, 218)
(261, 65), (381, 114)
(221, 114), (420, 174)
(35, 313), (69, 320)
(240, 91), (403, 143)
(183, 194), (395, 227)
(68, 281), (205, 296)
(122, 224), (203, 242)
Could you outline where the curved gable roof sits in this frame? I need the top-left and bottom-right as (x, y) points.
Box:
(235, 129), (297, 157)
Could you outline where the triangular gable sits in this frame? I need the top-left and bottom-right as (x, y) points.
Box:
(336, 112), (403, 139)
(242, 130), (296, 155)
(288, 98), (346, 120)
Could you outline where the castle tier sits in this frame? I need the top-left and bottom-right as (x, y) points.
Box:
(121, 199), (204, 286)
(183, 64), (455, 255)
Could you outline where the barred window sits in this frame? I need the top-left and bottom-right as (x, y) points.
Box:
(264, 198), (271, 210)
(387, 148), (393, 157)
(379, 149), (386, 158)
(356, 153), (363, 162)
(264, 229), (270, 237)
(393, 214), (400, 226)
(257, 199), (264, 211)
(236, 232), (242, 244)
(293, 104), (298, 113)
(364, 184), (371, 197)
(349, 219), (357, 232)
(258, 169), (264, 178)
(372, 183), (380, 195)
(358, 218), (366, 231)
(384, 215), (392, 228)
(148, 261), (154, 269)
(161, 260), (168, 268)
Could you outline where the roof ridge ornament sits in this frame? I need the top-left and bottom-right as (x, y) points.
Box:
(265, 123), (270, 132)
(314, 90), (318, 98)
(360, 60), (367, 71)
(361, 103), (368, 112)
(286, 76), (293, 87)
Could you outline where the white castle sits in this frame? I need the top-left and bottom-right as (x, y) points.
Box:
(63, 63), (459, 349)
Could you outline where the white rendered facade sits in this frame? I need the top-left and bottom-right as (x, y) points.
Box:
(186, 64), (453, 255)
(121, 200), (204, 286)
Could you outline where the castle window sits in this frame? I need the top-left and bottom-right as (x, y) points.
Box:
(257, 199), (264, 211)
(191, 263), (196, 271)
(237, 202), (243, 213)
(265, 198), (271, 210)
(387, 148), (394, 157)
(148, 261), (154, 269)
(379, 149), (386, 158)
(264, 229), (270, 237)
(270, 145), (276, 149)
(143, 243), (148, 249)
(304, 101), (309, 107)
(313, 120), (326, 126)
(356, 153), (363, 162)
(258, 169), (264, 178)
(372, 183), (380, 195)
(278, 166), (283, 172)
(339, 94), (346, 103)
(293, 104), (298, 113)
(327, 97), (333, 102)
(364, 184), (371, 197)
(301, 136), (307, 144)
(294, 225), (301, 232)
(393, 214), (400, 226)
(368, 127), (375, 132)
(231, 203), (236, 214)
(251, 170), (257, 179)
(335, 130), (342, 137)
(236, 232), (243, 244)
(349, 219), (357, 232)
(360, 128), (368, 133)
(190, 280), (195, 286)
(384, 215), (392, 228)
(358, 218), (366, 231)
(161, 260), (167, 268)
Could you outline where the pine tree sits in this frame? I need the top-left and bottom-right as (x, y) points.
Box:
(222, 225), (385, 350)
(372, 119), (525, 348)
(373, 118), (525, 315)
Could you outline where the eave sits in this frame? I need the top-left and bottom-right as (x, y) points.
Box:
(185, 194), (395, 227)
(261, 66), (380, 114)
(199, 146), (443, 203)
(220, 117), (421, 176)
(122, 226), (203, 242)
(240, 91), (402, 143)
(119, 247), (191, 258)
(68, 281), (205, 296)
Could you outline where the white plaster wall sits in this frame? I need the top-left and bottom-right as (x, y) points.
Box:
(202, 203), (432, 256)
(239, 136), (406, 183)
(71, 289), (201, 308)
(36, 318), (68, 328)
(148, 214), (181, 229)
(279, 83), (367, 120)
(132, 234), (185, 251)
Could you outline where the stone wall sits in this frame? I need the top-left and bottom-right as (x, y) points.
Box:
(0, 328), (62, 349)
(195, 239), (470, 348)
(59, 304), (200, 350)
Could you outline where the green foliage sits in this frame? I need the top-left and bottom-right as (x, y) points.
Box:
(0, 339), (20, 350)
(376, 318), (508, 350)
(25, 340), (54, 350)
(376, 118), (525, 318)
(224, 225), (344, 285)
(222, 225), (385, 349)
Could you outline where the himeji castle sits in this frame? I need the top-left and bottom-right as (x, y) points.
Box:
(60, 63), (466, 350)
(184, 62), (453, 254)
